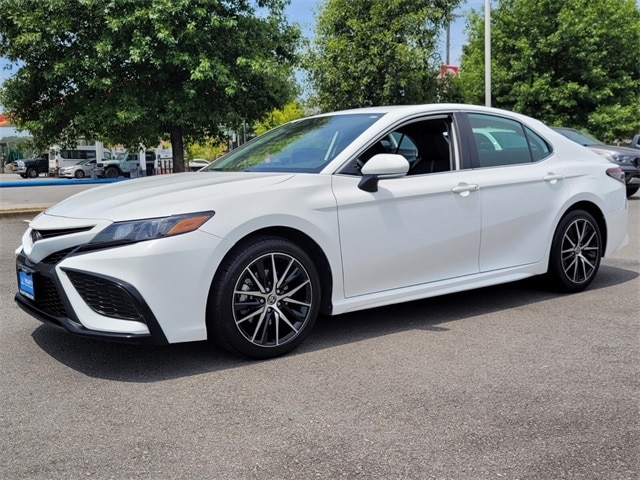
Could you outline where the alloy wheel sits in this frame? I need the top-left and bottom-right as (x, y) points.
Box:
(232, 252), (313, 348)
(560, 217), (600, 284)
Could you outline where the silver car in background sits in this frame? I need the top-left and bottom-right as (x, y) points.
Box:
(59, 158), (97, 179)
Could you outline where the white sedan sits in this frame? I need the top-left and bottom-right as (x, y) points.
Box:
(59, 158), (97, 179)
(15, 104), (628, 359)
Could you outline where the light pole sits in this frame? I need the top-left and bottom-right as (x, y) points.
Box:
(444, 9), (461, 66)
(485, 0), (491, 107)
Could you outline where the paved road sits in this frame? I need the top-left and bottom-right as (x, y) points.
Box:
(0, 173), (119, 213)
(0, 186), (638, 479)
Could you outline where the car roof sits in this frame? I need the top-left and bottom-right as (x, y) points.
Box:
(306, 104), (545, 128)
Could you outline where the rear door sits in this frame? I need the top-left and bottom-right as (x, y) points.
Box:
(462, 112), (565, 272)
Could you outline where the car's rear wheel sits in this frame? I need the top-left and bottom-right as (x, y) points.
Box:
(104, 166), (119, 178)
(626, 185), (639, 197)
(547, 210), (601, 292)
(74, 169), (85, 179)
(27, 168), (38, 178)
(209, 237), (320, 359)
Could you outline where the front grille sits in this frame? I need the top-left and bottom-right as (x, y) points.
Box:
(35, 275), (68, 318)
(31, 226), (93, 243)
(66, 271), (144, 322)
(42, 247), (76, 265)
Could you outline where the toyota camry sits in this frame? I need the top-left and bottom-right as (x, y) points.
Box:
(15, 104), (629, 359)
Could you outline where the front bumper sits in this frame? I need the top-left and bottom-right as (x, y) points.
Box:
(15, 249), (168, 344)
(15, 292), (160, 344)
(620, 164), (640, 185)
(15, 219), (229, 345)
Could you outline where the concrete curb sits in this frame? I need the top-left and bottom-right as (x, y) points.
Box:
(0, 178), (126, 188)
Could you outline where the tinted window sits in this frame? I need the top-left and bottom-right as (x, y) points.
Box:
(344, 117), (452, 175)
(554, 128), (602, 146)
(525, 127), (552, 161)
(469, 114), (551, 167)
(206, 113), (384, 173)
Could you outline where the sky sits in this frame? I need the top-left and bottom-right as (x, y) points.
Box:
(285, 0), (484, 66)
(0, 0), (483, 137)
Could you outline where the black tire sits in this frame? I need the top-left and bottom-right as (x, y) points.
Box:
(19, 174), (27, 178)
(547, 210), (602, 292)
(27, 168), (38, 178)
(209, 236), (321, 359)
(104, 166), (119, 178)
(74, 169), (85, 179)
(626, 185), (639, 197)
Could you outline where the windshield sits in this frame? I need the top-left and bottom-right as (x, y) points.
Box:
(204, 113), (384, 173)
(555, 128), (603, 146)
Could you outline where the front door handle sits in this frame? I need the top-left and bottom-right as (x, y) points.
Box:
(451, 183), (479, 197)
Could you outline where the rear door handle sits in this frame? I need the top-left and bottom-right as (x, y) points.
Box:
(543, 173), (564, 184)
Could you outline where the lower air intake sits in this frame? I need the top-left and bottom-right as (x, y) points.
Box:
(66, 270), (144, 322)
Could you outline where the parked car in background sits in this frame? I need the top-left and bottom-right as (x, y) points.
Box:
(630, 134), (640, 150)
(96, 151), (156, 178)
(49, 143), (113, 175)
(59, 158), (97, 179)
(15, 105), (629, 359)
(553, 127), (640, 197)
(188, 158), (211, 171)
(13, 154), (49, 178)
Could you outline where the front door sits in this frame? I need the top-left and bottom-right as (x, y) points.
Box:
(332, 115), (482, 298)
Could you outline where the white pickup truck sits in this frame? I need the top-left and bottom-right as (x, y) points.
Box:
(96, 151), (157, 178)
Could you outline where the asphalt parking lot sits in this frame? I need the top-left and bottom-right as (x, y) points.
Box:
(1, 187), (638, 479)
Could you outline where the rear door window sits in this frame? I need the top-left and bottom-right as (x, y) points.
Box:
(468, 114), (552, 167)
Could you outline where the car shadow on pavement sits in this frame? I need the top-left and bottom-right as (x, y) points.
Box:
(306, 263), (638, 346)
(30, 264), (638, 383)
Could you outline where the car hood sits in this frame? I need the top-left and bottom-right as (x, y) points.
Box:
(587, 145), (640, 156)
(44, 172), (295, 221)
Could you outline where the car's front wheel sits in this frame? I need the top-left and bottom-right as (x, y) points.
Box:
(626, 185), (639, 197)
(209, 237), (320, 359)
(104, 166), (119, 178)
(547, 210), (602, 292)
(27, 168), (38, 178)
(74, 169), (85, 179)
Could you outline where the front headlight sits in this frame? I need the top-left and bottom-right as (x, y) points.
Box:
(608, 154), (635, 164)
(89, 211), (215, 247)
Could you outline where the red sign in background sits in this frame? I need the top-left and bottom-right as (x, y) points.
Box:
(0, 113), (11, 127)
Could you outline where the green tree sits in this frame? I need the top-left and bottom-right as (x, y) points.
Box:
(0, 0), (300, 171)
(254, 100), (305, 135)
(305, 0), (462, 111)
(186, 139), (227, 162)
(459, 0), (640, 142)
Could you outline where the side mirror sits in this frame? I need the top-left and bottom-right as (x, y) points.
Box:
(358, 154), (410, 192)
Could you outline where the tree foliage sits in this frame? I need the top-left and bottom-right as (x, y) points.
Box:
(186, 139), (227, 162)
(305, 0), (462, 111)
(459, 0), (640, 142)
(253, 100), (304, 135)
(0, 0), (300, 171)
